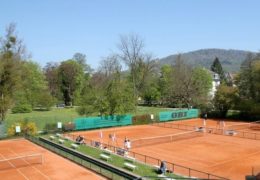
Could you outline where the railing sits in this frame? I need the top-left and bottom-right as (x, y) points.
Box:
(66, 133), (228, 180)
(152, 122), (260, 140)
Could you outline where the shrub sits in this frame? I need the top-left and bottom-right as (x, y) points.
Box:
(23, 122), (37, 135)
(7, 123), (19, 136)
(12, 104), (32, 113)
(132, 114), (151, 125)
(7, 121), (37, 136)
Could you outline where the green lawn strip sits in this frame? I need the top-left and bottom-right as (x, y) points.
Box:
(45, 134), (181, 179)
(5, 106), (175, 131)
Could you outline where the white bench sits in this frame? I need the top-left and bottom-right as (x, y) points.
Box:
(158, 174), (175, 180)
(100, 154), (111, 161)
(49, 136), (55, 140)
(125, 156), (135, 162)
(104, 149), (112, 153)
(124, 162), (136, 171)
(56, 133), (62, 137)
(58, 139), (64, 144)
(71, 143), (79, 149)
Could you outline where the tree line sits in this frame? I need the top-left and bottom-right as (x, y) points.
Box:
(0, 24), (259, 122)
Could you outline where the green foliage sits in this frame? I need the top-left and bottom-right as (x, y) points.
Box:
(159, 58), (212, 108)
(12, 104), (32, 113)
(78, 71), (135, 116)
(211, 57), (226, 83)
(0, 24), (24, 122)
(213, 85), (239, 117)
(58, 60), (85, 106)
(16, 61), (53, 109)
(7, 120), (37, 136)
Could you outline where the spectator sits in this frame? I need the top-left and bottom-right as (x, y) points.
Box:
(159, 161), (167, 174)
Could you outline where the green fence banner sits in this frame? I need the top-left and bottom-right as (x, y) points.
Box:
(0, 122), (6, 138)
(74, 115), (132, 130)
(159, 109), (199, 122)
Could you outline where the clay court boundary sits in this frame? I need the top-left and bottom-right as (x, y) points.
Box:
(151, 121), (260, 140)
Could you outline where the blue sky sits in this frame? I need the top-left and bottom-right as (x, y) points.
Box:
(1, 0), (259, 69)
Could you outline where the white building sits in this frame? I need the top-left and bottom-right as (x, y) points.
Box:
(209, 72), (220, 98)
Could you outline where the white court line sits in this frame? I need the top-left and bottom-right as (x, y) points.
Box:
(17, 169), (30, 180)
(7, 149), (51, 180)
(0, 152), (29, 180)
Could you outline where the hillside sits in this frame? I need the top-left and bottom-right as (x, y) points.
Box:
(159, 49), (256, 72)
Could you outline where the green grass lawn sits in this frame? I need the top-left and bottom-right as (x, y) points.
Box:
(5, 106), (175, 131)
(44, 134), (181, 179)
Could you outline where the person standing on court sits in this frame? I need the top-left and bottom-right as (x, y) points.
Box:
(203, 113), (207, 127)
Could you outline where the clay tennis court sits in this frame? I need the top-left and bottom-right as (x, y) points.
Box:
(169, 118), (260, 134)
(71, 119), (260, 180)
(0, 138), (105, 180)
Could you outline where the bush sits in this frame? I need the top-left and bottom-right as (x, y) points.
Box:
(7, 121), (37, 136)
(132, 114), (151, 125)
(12, 104), (32, 113)
(23, 122), (37, 135)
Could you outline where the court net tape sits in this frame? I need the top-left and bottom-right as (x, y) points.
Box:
(0, 153), (43, 171)
(131, 131), (203, 148)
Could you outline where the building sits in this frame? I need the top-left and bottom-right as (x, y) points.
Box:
(209, 71), (221, 98)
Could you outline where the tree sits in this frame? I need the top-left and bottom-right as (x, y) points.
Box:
(211, 57), (226, 84)
(77, 64), (135, 116)
(72, 53), (92, 73)
(44, 62), (60, 101)
(58, 60), (84, 106)
(0, 24), (25, 121)
(105, 72), (135, 115)
(98, 54), (122, 77)
(117, 33), (149, 102)
(236, 53), (260, 101)
(15, 61), (53, 110)
(159, 55), (212, 108)
(213, 85), (239, 117)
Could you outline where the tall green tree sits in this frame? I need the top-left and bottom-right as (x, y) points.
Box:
(0, 24), (25, 121)
(213, 85), (239, 117)
(211, 57), (226, 84)
(58, 60), (84, 106)
(44, 62), (61, 101)
(159, 55), (212, 108)
(15, 61), (53, 110)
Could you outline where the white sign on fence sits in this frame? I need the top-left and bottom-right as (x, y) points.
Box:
(15, 126), (21, 133)
(57, 122), (62, 129)
(151, 114), (154, 120)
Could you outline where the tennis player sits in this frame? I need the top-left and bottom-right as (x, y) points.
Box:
(203, 113), (207, 127)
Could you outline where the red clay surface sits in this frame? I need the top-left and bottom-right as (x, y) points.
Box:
(0, 138), (105, 180)
(71, 118), (260, 180)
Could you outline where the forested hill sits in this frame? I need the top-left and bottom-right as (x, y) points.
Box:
(159, 49), (256, 72)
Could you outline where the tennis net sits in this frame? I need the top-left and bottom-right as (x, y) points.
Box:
(250, 121), (260, 130)
(225, 123), (251, 131)
(131, 131), (203, 148)
(0, 153), (43, 171)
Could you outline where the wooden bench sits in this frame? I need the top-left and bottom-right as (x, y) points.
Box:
(100, 153), (111, 161)
(71, 143), (79, 149)
(49, 135), (55, 140)
(124, 162), (136, 171)
(58, 139), (64, 144)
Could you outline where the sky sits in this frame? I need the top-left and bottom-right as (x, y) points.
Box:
(1, 0), (260, 69)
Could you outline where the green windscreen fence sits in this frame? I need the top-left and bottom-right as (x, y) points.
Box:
(159, 109), (199, 122)
(74, 115), (132, 130)
(0, 122), (6, 138)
